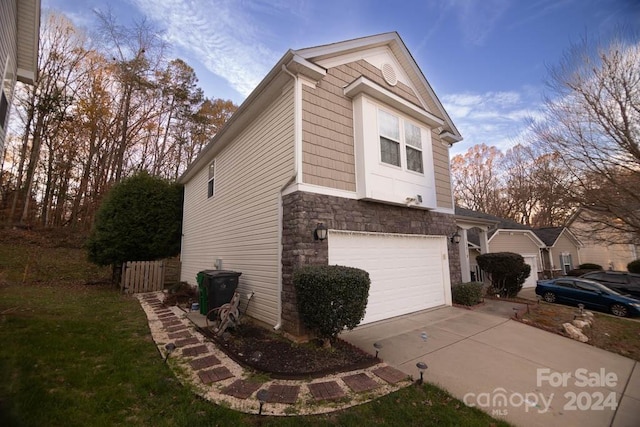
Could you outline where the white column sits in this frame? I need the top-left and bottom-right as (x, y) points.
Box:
(479, 229), (489, 254)
(459, 229), (471, 283)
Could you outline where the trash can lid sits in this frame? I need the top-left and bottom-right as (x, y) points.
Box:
(200, 269), (242, 277)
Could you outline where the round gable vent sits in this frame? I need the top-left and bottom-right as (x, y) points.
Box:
(381, 63), (397, 86)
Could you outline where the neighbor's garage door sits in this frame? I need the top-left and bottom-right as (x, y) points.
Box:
(522, 254), (539, 288)
(328, 231), (450, 325)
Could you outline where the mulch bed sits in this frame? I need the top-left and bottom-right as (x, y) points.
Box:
(198, 322), (379, 379)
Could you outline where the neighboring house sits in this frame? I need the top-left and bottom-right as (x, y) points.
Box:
(567, 208), (639, 271)
(0, 0), (40, 153)
(455, 207), (582, 287)
(179, 33), (464, 337)
(532, 227), (582, 277)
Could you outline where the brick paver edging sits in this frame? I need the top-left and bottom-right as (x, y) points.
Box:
(136, 292), (411, 416)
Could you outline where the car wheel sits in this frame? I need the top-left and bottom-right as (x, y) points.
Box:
(543, 292), (556, 303)
(610, 304), (628, 317)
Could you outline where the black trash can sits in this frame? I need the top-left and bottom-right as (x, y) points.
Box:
(198, 270), (241, 319)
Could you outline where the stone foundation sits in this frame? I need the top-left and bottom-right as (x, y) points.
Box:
(281, 191), (461, 336)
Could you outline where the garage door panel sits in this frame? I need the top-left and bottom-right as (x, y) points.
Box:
(328, 231), (449, 325)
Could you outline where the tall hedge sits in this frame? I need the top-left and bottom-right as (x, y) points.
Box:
(87, 172), (183, 270)
(293, 265), (370, 346)
(476, 252), (531, 298)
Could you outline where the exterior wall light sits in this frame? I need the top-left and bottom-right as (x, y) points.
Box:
(314, 223), (328, 241)
(450, 231), (461, 244)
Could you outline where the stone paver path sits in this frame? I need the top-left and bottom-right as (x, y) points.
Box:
(137, 292), (411, 416)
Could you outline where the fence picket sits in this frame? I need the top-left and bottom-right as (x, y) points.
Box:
(121, 260), (166, 294)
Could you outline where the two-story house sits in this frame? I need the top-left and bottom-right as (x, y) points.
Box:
(0, 0), (40, 153)
(179, 33), (463, 337)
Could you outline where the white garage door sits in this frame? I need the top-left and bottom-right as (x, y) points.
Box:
(328, 230), (451, 325)
(522, 254), (539, 288)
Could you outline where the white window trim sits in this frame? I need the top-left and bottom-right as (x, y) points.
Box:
(344, 76), (444, 127)
(560, 252), (573, 275)
(207, 160), (216, 198)
(377, 108), (425, 175)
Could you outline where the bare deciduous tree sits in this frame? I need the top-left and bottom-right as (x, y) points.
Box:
(531, 32), (640, 242)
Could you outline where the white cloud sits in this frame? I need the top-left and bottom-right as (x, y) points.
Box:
(130, 0), (285, 97)
(443, 89), (542, 155)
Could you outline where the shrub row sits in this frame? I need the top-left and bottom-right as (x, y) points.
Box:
(452, 282), (484, 306)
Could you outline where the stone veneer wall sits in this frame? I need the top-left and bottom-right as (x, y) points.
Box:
(281, 191), (461, 337)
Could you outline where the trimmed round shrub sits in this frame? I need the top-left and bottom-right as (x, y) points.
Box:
(452, 282), (484, 306)
(476, 252), (531, 298)
(293, 265), (370, 346)
(628, 260), (640, 273)
(578, 263), (603, 270)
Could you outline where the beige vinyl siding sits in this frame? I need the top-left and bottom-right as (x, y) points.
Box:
(0, 0), (18, 151)
(552, 234), (580, 269)
(579, 244), (636, 271)
(181, 84), (295, 326)
(490, 232), (540, 256)
(431, 131), (453, 208)
(302, 58), (453, 202)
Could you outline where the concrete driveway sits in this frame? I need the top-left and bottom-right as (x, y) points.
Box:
(340, 305), (640, 427)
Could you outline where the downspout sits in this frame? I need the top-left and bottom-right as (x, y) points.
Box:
(274, 64), (301, 331)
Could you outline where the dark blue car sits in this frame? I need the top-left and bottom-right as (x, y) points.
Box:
(535, 277), (640, 317)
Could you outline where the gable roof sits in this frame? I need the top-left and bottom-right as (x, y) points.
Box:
(532, 227), (563, 246)
(456, 207), (583, 249)
(180, 32), (463, 183)
(294, 32), (461, 142)
(455, 207), (530, 231)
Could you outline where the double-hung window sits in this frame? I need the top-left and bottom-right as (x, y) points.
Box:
(207, 160), (216, 198)
(378, 109), (423, 173)
(559, 253), (573, 275)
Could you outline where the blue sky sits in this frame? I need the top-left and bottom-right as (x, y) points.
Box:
(43, 0), (639, 155)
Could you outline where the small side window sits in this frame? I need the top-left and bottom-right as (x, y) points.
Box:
(207, 160), (215, 198)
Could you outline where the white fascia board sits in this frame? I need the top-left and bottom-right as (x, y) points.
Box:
(455, 216), (499, 230)
(560, 227), (584, 248)
(440, 131), (463, 144)
(344, 77), (444, 128)
(294, 32), (398, 62)
(286, 55), (326, 81)
(281, 183), (359, 199)
(488, 229), (546, 248)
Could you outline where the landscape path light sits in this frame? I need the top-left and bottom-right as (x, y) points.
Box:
(416, 361), (428, 384)
(164, 343), (176, 363)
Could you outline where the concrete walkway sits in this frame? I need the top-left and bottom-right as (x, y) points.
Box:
(340, 305), (640, 427)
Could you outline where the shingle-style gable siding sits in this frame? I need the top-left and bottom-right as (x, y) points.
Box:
(431, 131), (453, 208)
(180, 84), (295, 326)
(301, 58), (453, 209)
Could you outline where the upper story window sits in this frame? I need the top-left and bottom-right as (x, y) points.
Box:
(207, 160), (216, 198)
(378, 109), (423, 174)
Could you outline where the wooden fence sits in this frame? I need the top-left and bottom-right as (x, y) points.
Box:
(120, 258), (181, 294)
(121, 260), (166, 294)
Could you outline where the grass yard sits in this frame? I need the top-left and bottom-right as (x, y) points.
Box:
(521, 300), (640, 362)
(0, 231), (509, 426)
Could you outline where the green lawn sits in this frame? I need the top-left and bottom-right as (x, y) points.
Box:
(0, 233), (509, 426)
